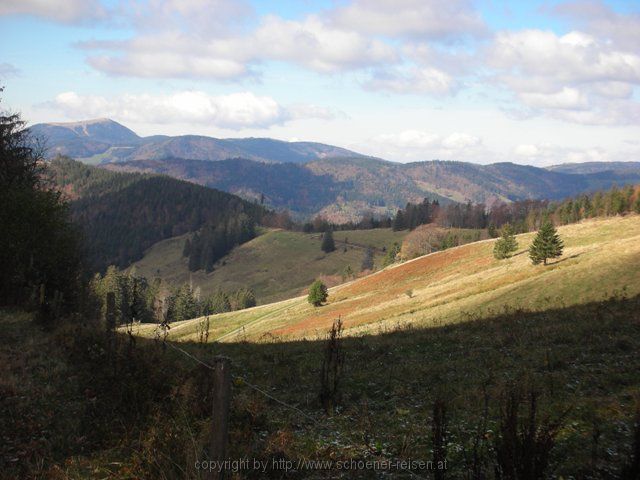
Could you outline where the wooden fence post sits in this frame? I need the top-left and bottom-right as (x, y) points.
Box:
(206, 356), (231, 480)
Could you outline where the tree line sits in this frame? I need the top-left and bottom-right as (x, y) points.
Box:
(91, 266), (256, 324)
(183, 214), (256, 272)
(390, 185), (640, 234)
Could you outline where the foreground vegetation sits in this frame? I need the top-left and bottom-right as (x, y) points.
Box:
(2, 292), (640, 478)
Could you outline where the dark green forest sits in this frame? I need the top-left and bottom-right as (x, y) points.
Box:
(48, 157), (268, 272)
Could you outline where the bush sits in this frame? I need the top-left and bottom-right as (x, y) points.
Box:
(308, 280), (328, 307)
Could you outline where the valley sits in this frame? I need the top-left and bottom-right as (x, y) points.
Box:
(5, 2), (640, 476)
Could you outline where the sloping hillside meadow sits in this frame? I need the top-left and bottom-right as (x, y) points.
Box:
(133, 214), (640, 343)
(131, 228), (409, 303)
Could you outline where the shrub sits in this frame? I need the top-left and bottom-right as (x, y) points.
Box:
(308, 280), (328, 307)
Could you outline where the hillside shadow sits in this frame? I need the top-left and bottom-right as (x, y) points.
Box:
(118, 294), (640, 476)
(145, 294), (640, 388)
(553, 253), (582, 264)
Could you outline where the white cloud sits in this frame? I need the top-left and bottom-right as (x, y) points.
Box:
(514, 144), (539, 157)
(487, 28), (640, 125)
(489, 30), (640, 85)
(364, 66), (457, 95)
(332, 0), (486, 40)
(44, 91), (337, 130)
(80, 7), (398, 80)
(0, 0), (106, 23)
(369, 129), (486, 162)
(519, 87), (588, 110)
(553, 1), (640, 52)
(252, 15), (397, 73)
(510, 142), (638, 166)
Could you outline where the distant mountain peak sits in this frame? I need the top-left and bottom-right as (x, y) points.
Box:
(47, 117), (117, 127)
(30, 118), (369, 165)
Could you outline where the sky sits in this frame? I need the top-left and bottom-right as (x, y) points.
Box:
(1, 0), (639, 166)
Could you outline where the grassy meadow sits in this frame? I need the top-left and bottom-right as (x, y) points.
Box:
(131, 228), (408, 303)
(133, 214), (640, 343)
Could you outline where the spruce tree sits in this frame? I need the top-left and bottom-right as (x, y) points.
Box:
(382, 242), (401, 267)
(361, 246), (374, 271)
(392, 210), (406, 231)
(493, 223), (518, 259)
(308, 280), (328, 307)
(529, 220), (563, 265)
(321, 229), (336, 253)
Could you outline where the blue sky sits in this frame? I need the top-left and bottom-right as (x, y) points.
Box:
(1, 0), (639, 165)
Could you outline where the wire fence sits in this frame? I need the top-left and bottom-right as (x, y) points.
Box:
(163, 340), (429, 480)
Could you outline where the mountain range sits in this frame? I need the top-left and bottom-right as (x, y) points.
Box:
(31, 118), (640, 221)
(30, 118), (367, 164)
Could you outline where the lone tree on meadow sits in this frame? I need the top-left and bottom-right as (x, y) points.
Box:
(308, 280), (329, 307)
(321, 229), (336, 253)
(529, 220), (564, 265)
(493, 223), (518, 259)
(361, 246), (374, 271)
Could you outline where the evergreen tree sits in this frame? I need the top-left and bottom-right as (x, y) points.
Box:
(203, 290), (231, 315)
(382, 242), (401, 267)
(0, 99), (82, 311)
(440, 232), (458, 250)
(167, 284), (200, 322)
(361, 246), (374, 271)
(321, 229), (336, 253)
(233, 288), (257, 310)
(529, 220), (563, 265)
(493, 223), (518, 259)
(308, 280), (328, 307)
(392, 210), (406, 231)
(342, 265), (354, 280)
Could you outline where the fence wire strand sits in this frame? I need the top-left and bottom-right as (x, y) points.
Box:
(164, 340), (428, 480)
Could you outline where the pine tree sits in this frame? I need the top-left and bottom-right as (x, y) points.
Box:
(493, 223), (518, 259)
(382, 242), (401, 267)
(308, 280), (328, 307)
(234, 288), (257, 310)
(529, 220), (563, 265)
(321, 229), (336, 253)
(342, 265), (354, 280)
(392, 210), (406, 231)
(361, 246), (374, 271)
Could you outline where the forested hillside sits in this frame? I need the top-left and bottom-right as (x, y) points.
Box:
(47, 157), (268, 272)
(106, 156), (640, 221)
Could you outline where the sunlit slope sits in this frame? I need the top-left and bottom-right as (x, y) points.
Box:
(133, 215), (640, 342)
(131, 228), (407, 303)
